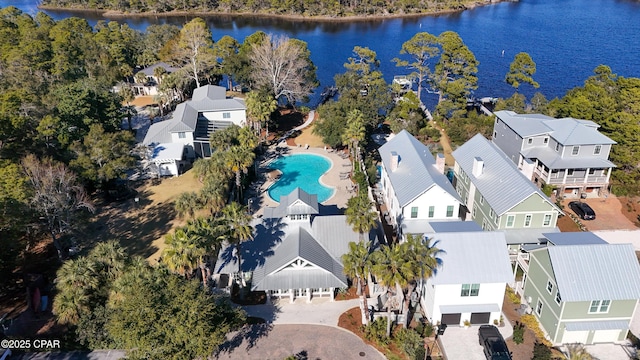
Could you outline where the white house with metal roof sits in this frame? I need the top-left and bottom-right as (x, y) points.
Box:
(492, 110), (616, 198)
(452, 134), (563, 253)
(518, 233), (640, 345)
(133, 62), (180, 96)
(377, 130), (462, 239)
(142, 85), (246, 174)
(420, 230), (513, 327)
(215, 188), (379, 303)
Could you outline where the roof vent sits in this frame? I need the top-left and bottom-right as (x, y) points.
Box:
(390, 151), (400, 172)
(472, 157), (484, 177)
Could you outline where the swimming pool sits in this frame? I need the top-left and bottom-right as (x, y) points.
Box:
(267, 153), (335, 203)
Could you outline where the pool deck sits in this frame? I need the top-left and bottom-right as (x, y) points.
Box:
(250, 144), (357, 216)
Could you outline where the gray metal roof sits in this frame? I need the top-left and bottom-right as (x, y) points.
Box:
(142, 118), (173, 145)
(564, 320), (629, 332)
(263, 188), (320, 218)
(150, 142), (184, 161)
(215, 212), (374, 291)
(521, 147), (616, 169)
(452, 134), (561, 216)
(494, 111), (554, 136)
(503, 227), (559, 245)
(378, 130), (461, 207)
(139, 61), (180, 76)
(401, 220), (482, 235)
(430, 231), (513, 285)
(545, 244), (640, 301)
(495, 110), (616, 146)
(543, 232), (608, 246)
(168, 103), (199, 133)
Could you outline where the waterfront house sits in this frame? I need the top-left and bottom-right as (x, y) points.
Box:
(492, 110), (616, 198)
(419, 230), (513, 327)
(131, 62), (180, 96)
(452, 134), (562, 253)
(142, 85), (246, 175)
(515, 232), (640, 345)
(377, 130), (462, 239)
(214, 188), (379, 303)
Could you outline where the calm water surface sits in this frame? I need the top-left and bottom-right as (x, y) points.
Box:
(3, 0), (640, 105)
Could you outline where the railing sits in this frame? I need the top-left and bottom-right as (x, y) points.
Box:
(546, 176), (608, 185)
(516, 252), (530, 273)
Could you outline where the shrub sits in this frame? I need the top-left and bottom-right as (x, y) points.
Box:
(394, 328), (423, 360)
(506, 286), (521, 305)
(541, 184), (556, 197)
(363, 317), (389, 345)
(532, 341), (552, 360)
(512, 321), (525, 344)
(415, 321), (434, 338)
(520, 314), (552, 347)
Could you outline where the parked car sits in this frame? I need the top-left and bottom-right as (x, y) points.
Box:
(478, 325), (512, 360)
(569, 201), (596, 220)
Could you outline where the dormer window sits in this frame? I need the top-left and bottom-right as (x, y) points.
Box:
(543, 137), (549, 144)
(528, 138), (533, 145)
(572, 146), (580, 156)
(289, 214), (308, 221)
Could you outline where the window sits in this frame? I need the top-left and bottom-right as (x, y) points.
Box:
(546, 280), (554, 294)
(461, 284), (480, 297)
(589, 300), (611, 313)
(178, 132), (186, 139)
(528, 138), (533, 145)
(494, 214), (499, 225)
(428, 206), (434, 218)
(506, 215), (515, 228)
(543, 214), (552, 227)
(223, 112), (231, 119)
(446, 205), (454, 217)
(544, 137), (549, 144)
(536, 299), (543, 315)
(493, 131), (497, 139)
(572, 146), (580, 156)
(472, 205), (477, 218)
(555, 143), (560, 152)
(489, 208), (495, 218)
(588, 168), (595, 175)
(411, 207), (418, 219)
(594, 145), (602, 155)
(555, 292), (562, 305)
(524, 214), (532, 227)
(480, 195), (484, 205)
(568, 169), (574, 176)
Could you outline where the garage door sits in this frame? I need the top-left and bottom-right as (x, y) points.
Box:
(591, 329), (621, 343)
(562, 330), (589, 344)
(470, 312), (491, 324)
(441, 313), (461, 325)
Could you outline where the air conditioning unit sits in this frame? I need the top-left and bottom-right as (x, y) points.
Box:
(526, 296), (532, 304)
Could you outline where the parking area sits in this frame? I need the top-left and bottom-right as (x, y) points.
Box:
(561, 197), (637, 231)
(438, 319), (513, 360)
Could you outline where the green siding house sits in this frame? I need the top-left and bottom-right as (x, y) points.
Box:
(520, 237), (640, 345)
(452, 134), (562, 253)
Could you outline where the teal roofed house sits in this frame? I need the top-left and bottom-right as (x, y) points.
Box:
(517, 233), (640, 345)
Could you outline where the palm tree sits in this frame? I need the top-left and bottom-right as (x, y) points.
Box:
(371, 243), (417, 336)
(162, 228), (206, 280)
(246, 90), (277, 139)
(566, 344), (593, 360)
(174, 191), (201, 219)
(185, 216), (226, 288)
(200, 179), (229, 216)
(219, 202), (253, 275)
(401, 235), (442, 327)
(345, 192), (378, 242)
(90, 241), (127, 283)
(53, 257), (99, 325)
(224, 146), (255, 202)
(53, 286), (89, 325)
(342, 241), (374, 325)
(341, 109), (366, 168)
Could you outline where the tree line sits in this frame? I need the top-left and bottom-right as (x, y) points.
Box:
(41, 0), (481, 18)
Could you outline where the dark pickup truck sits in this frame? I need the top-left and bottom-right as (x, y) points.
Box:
(478, 325), (512, 360)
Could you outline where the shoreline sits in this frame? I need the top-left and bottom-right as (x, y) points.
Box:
(37, 1), (510, 23)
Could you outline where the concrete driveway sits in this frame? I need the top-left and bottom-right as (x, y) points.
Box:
(439, 317), (513, 360)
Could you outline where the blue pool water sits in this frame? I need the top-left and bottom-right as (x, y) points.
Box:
(267, 154), (334, 203)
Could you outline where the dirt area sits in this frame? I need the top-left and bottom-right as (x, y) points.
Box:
(559, 195), (639, 231)
(129, 95), (155, 107)
(89, 170), (204, 262)
(556, 213), (581, 232)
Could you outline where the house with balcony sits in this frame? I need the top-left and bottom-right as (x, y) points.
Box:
(514, 232), (640, 345)
(215, 188), (380, 303)
(377, 130), (463, 239)
(492, 111), (616, 198)
(420, 230), (513, 327)
(132, 62), (180, 96)
(451, 134), (562, 252)
(142, 84), (246, 174)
